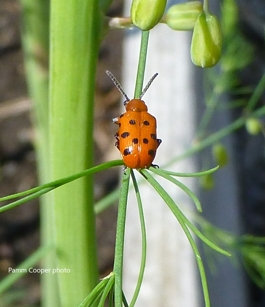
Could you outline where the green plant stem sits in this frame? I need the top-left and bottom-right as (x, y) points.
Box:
(78, 275), (111, 307)
(174, 106), (265, 164)
(0, 161), (123, 213)
(0, 160), (122, 203)
(198, 71), (265, 139)
(247, 72), (265, 111)
(142, 171), (229, 256)
(150, 168), (203, 212)
(98, 275), (115, 306)
(203, 0), (209, 14)
(122, 292), (129, 307)
(134, 31), (150, 98)
(130, 170), (147, 307)
(113, 168), (130, 307)
(196, 83), (220, 140)
(49, 0), (101, 305)
(0, 188), (52, 214)
(141, 170), (211, 307)
(150, 165), (219, 177)
(95, 189), (120, 214)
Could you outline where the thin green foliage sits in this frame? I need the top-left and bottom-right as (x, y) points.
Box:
(174, 104), (265, 166)
(0, 188), (53, 214)
(78, 274), (114, 307)
(94, 165), (220, 214)
(150, 167), (203, 212)
(130, 170), (147, 307)
(77, 163), (228, 307)
(98, 276), (115, 307)
(0, 160), (122, 212)
(147, 167), (231, 257)
(122, 292), (129, 307)
(153, 165), (219, 177)
(109, 288), (114, 307)
(113, 168), (130, 307)
(198, 217), (265, 289)
(246, 72), (265, 111)
(95, 188), (120, 214)
(240, 236), (265, 288)
(141, 169), (230, 257)
(140, 169), (211, 307)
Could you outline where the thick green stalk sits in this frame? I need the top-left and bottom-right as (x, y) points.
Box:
(19, 0), (59, 305)
(49, 0), (101, 305)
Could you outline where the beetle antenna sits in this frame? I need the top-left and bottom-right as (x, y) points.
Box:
(140, 73), (158, 99)
(106, 70), (130, 102)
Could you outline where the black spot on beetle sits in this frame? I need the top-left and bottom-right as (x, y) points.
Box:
(132, 138), (139, 144)
(150, 134), (156, 140)
(148, 149), (155, 157)
(124, 148), (132, 156)
(121, 132), (130, 138)
(143, 138), (149, 144)
(143, 120), (150, 126)
(129, 119), (136, 125)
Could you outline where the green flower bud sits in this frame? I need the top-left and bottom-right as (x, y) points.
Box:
(246, 118), (262, 135)
(200, 173), (214, 190)
(131, 0), (167, 30)
(165, 1), (203, 31)
(191, 12), (222, 68)
(212, 143), (228, 167)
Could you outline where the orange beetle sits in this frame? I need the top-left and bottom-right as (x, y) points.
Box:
(106, 71), (161, 169)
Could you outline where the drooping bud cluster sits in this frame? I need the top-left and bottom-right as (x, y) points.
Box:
(128, 0), (222, 67)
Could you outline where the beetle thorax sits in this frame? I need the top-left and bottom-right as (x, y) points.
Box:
(125, 99), (148, 112)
